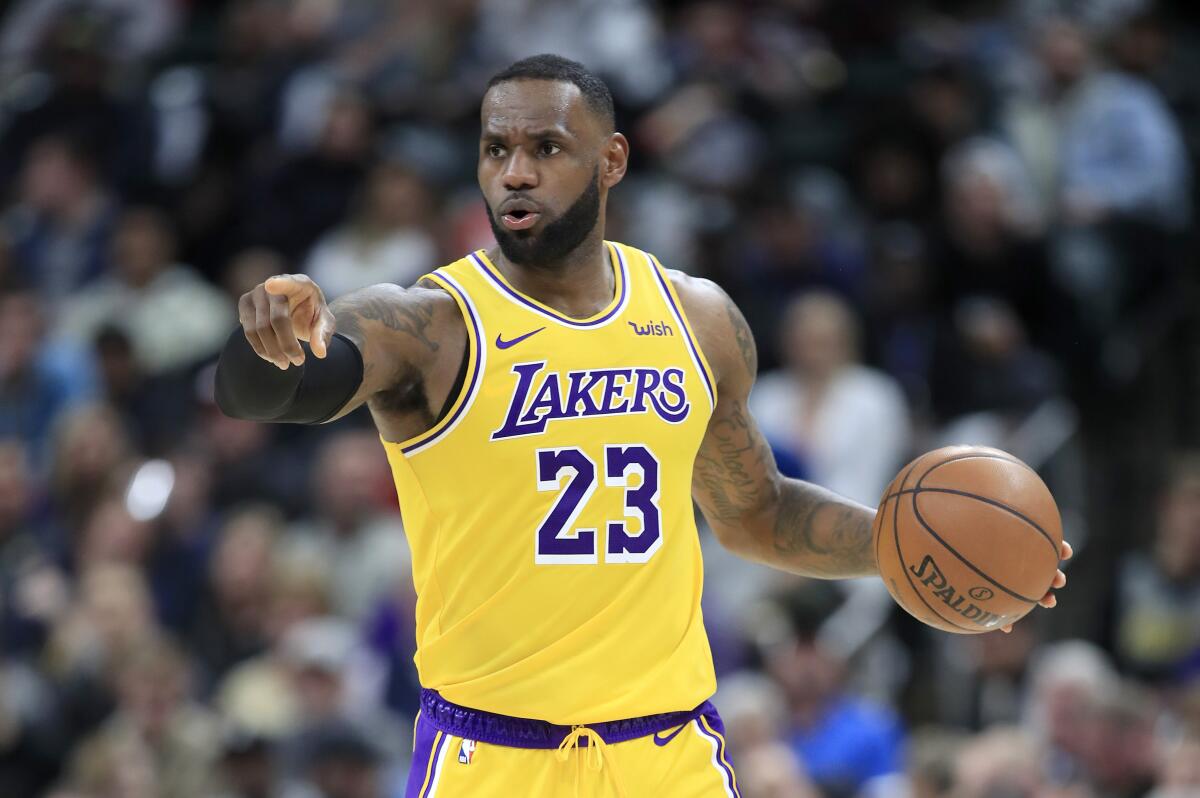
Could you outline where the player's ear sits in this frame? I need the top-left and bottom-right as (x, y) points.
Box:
(601, 132), (629, 189)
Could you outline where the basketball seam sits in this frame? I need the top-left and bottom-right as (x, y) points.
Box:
(885, 487), (1060, 558)
(920, 452), (1027, 472)
(892, 462), (976, 632)
(907, 491), (1040, 605)
(917, 453), (1057, 550)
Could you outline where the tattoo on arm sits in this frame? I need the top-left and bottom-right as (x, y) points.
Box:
(726, 296), (757, 378)
(331, 291), (440, 353)
(693, 399), (776, 524)
(770, 482), (877, 578)
(684, 274), (877, 578)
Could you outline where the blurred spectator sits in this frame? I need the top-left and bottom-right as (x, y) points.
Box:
(247, 89), (375, 258)
(477, 0), (670, 106)
(1150, 731), (1200, 798)
(752, 291), (911, 506)
(0, 285), (96, 460)
(1004, 16), (1190, 229)
(0, 0), (180, 67)
(1077, 682), (1160, 798)
(951, 727), (1050, 798)
(0, 439), (61, 653)
(907, 728), (962, 798)
(93, 324), (192, 455)
(1025, 640), (1120, 789)
(46, 403), (133, 542)
(218, 616), (407, 784)
(929, 298), (1063, 424)
(57, 207), (235, 376)
(0, 656), (64, 796)
(284, 430), (410, 621)
(931, 617), (1041, 730)
(763, 584), (907, 798)
(45, 563), (158, 753)
(223, 248), (288, 304)
(1114, 452), (1200, 681)
(934, 138), (1057, 339)
(727, 173), (869, 365)
(66, 635), (222, 798)
(304, 160), (439, 297)
(214, 725), (279, 798)
(735, 743), (824, 798)
(190, 505), (282, 686)
(290, 720), (388, 798)
(4, 133), (118, 304)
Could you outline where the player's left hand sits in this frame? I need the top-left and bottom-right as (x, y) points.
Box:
(1000, 540), (1072, 633)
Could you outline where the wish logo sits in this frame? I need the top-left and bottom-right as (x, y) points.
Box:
(491, 361), (690, 440)
(628, 320), (674, 337)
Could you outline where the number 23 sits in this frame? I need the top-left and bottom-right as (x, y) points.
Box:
(535, 444), (662, 565)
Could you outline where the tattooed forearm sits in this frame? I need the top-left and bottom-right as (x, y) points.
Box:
(693, 392), (876, 578)
(770, 481), (877, 578)
(331, 290), (440, 352)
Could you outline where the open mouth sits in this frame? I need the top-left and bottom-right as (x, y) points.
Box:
(501, 209), (541, 230)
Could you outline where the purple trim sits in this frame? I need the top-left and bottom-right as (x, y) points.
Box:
(469, 245), (627, 327)
(420, 732), (448, 797)
(647, 255), (716, 407)
(419, 688), (714, 749)
(405, 714), (444, 798)
(401, 272), (482, 454)
(696, 711), (741, 798)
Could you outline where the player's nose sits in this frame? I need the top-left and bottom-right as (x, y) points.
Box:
(502, 149), (538, 191)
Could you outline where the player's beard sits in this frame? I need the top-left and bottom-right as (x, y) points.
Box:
(486, 169), (600, 269)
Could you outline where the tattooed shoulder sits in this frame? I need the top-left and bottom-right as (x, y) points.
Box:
(331, 285), (446, 353)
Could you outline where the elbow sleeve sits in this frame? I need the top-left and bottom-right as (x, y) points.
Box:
(215, 329), (364, 423)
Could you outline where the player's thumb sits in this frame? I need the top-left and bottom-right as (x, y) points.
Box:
(310, 313), (334, 359)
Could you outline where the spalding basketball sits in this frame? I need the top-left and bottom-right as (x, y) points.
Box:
(874, 446), (1063, 634)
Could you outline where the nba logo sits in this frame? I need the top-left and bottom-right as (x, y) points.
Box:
(458, 739), (476, 765)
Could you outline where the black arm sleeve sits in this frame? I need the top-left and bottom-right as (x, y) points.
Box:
(214, 329), (364, 423)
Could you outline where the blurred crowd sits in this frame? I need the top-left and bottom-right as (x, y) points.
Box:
(0, 0), (1198, 797)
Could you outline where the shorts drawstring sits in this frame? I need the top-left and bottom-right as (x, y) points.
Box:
(555, 725), (629, 798)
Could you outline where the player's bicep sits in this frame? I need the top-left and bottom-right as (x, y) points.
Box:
(676, 274), (783, 543)
(692, 392), (782, 533)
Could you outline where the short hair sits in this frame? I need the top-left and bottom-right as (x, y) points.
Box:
(486, 54), (615, 132)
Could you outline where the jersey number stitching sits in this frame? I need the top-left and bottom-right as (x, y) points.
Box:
(534, 445), (662, 565)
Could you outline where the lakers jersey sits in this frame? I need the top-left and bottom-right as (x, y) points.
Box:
(380, 241), (718, 725)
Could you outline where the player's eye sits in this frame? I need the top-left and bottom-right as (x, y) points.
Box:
(538, 142), (561, 157)
(487, 144), (506, 158)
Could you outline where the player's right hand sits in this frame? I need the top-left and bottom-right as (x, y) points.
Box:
(238, 274), (336, 369)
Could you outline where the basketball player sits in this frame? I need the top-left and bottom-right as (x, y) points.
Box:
(216, 55), (1069, 797)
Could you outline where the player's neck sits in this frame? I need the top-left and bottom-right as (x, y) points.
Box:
(492, 229), (615, 319)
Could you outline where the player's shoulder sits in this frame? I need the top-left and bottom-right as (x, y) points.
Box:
(660, 268), (754, 387)
(663, 268), (731, 318)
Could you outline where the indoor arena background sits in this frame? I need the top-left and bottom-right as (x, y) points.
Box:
(1, 1), (1199, 797)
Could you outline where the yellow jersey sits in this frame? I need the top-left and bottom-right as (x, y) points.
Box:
(381, 241), (718, 724)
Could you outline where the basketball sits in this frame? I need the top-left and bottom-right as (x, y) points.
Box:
(874, 446), (1063, 634)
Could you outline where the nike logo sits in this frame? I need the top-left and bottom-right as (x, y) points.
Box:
(652, 723), (689, 747)
(495, 327), (546, 349)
